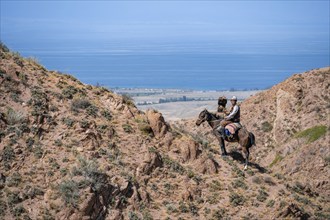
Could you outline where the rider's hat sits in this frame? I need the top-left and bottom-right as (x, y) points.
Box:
(230, 96), (237, 101)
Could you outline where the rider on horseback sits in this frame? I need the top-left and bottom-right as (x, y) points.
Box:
(217, 96), (240, 139)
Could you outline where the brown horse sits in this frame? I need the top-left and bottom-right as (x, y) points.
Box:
(196, 109), (255, 170)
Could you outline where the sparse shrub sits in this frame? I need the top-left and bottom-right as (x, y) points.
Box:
(256, 189), (269, 202)
(7, 191), (22, 207)
(138, 123), (153, 136)
(206, 193), (220, 204)
(13, 54), (24, 67)
(101, 110), (112, 121)
(128, 210), (140, 220)
(264, 176), (275, 185)
(71, 98), (91, 111)
(122, 124), (134, 133)
(33, 144), (43, 159)
(54, 139), (63, 147)
(26, 137), (34, 149)
(6, 172), (22, 187)
(232, 178), (248, 190)
(2, 145), (15, 170)
(229, 192), (245, 206)
(71, 157), (106, 192)
(80, 120), (90, 129)
(29, 87), (49, 118)
(269, 153), (283, 168)
(209, 180), (222, 192)
(261, 121), (273, 132)
(293, 194), (311, 205)
(10, 92), (22, 103)
(231, 165), (245, 178)
(62, 85), (78, 99)
(23, 185), (44, 199)
(294, 125), (327, 143)
(142, 210), (153, 220)
(266, 199), (275, 207)
(58, 180), (79, 207)
(178, 201), (188, 213)
(86, 105), (98, 117)
(12, 205), (26, 217)
(274, 173), (284, 180)
(163, 155), (185, 175)
(62, 117), (75, 128)
(0, 199), (7, 216)
(325, 155), (330, 165)
(6, 108), (26, 125)
(188, 202), (199, 216)
(63, 74), (79, 82)
(122, 94), (135, 107)
(212, 208), (226, 219)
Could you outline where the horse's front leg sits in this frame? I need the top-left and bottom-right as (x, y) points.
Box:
(242, 147), (250, 170)
(212, 128), (227, 156)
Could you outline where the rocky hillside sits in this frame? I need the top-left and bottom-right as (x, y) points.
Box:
(0, 43), (329, 220)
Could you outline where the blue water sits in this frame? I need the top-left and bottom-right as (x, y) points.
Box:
(36, 54), (327, 90)
(16, 43), (329, 90)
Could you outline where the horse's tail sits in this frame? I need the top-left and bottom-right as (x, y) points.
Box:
(248, 132), (256, 148)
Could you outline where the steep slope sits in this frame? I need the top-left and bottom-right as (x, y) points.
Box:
(0, 44), (329, 220)
(241, 67), (329, 197)
(174, 67), (330, 219)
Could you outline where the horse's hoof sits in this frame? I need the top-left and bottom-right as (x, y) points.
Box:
(244, 165), (248, 170)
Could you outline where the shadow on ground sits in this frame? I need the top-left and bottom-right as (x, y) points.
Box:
(229, 151), (267, 173)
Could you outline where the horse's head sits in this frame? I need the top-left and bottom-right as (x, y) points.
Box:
(196, 109), (210, 126)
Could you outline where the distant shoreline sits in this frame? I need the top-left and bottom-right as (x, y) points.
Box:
(113, 88), (262, 120)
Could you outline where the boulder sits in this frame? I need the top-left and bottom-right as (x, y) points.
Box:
(146, 109), (168, 139)
(137, 150), (163, 176)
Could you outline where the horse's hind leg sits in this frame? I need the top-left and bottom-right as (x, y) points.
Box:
(242, 147), (250, 170)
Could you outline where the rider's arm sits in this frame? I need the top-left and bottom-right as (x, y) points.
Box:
(225, 105), (239, 120)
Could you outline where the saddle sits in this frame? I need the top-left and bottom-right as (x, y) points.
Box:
(225, 122), (242, 136)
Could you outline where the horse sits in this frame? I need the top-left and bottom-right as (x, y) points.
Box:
(196, 109), (255, 170)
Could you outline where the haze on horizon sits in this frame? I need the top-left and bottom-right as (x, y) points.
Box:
(1, 0), (329, 90)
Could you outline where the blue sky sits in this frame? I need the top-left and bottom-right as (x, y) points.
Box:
(1, 0), (329, 54)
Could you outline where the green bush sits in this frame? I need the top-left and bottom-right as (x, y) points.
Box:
(71, 98), (91, 111)
(62, 118), (75, 128)
(58, 180), (79, 207)
(7, 191), (22, 207)
(86, 105), (98, 117)
(6, 172), (22, 187)
(256, 189), (269, 202)
(122, 94), (135, 107)
(138, 123), (153, 136)
(294, 125), (327, 143)
(62, 86), (78, 99)
(6, 108), (26, 125)
(2, 145), (15, 170)
(261, 121), (273, 132)
(101, 110), (112, 120)
(12, 205), (26, 217)
(0, 200), (7, 216)
(269, 153), (283, 168)
(122, 124), (134, 133)
(232, 178), (248, 190)
(163, 156), (185, 175)
(33, 144), (44, 159)
(229, 192), (245, 206)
